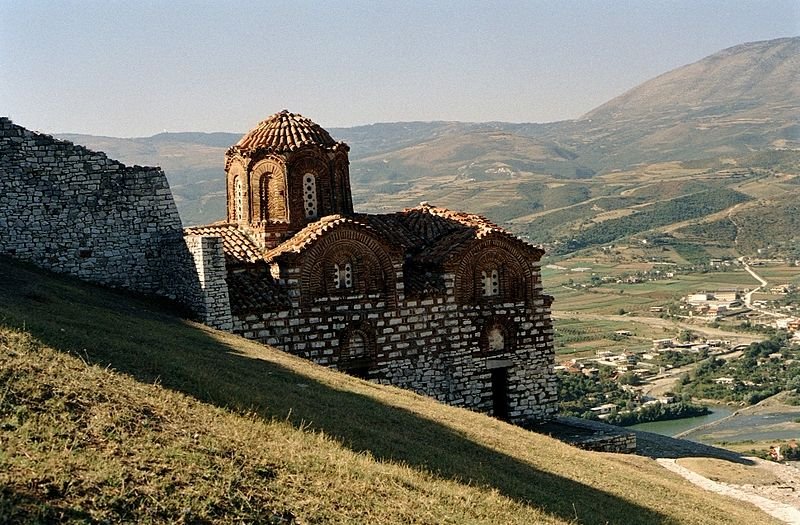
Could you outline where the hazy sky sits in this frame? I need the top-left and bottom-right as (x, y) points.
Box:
(2, 1), (798, 137)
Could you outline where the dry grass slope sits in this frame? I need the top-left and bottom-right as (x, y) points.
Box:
(0, 258), (778, 524)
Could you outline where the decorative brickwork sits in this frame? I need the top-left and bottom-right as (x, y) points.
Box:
(224, 111), (352, 250)
(186, 111), (559, 424)
(0, 112), (558, 425)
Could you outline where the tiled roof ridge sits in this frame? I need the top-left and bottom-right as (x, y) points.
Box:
(264, 214), (371, 260)
(401, 203), (504, 238)
(184, 222), (265, 264)
(400, 203), (544, 255)
(227, 110), (348, 156)
(184, 221), (235, 233)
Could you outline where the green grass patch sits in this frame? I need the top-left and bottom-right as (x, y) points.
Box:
(0, 258), (778, 524)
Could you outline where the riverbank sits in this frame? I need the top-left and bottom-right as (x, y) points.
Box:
(679, 393), (800, 444)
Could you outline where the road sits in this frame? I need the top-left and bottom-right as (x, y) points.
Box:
(739, 257), (788, 318)
(740, 256), (767, 308)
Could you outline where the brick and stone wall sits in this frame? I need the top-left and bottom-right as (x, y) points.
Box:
(232, 265), (558, 422)
(0, 117), (196, 302)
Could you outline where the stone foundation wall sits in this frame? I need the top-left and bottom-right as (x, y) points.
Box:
(0, 117), (193, 300)
(233, 271), (557, 423)
(551, 416), (637, 453)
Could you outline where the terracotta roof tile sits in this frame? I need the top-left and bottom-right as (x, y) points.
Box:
(184, 223), (263, 265)
(263, 204), (542, 265)
(400, 203), (506, 239)
(263, 215), (353, 260)
(228, 110), (348, 156)
(227, 269), (291, 314)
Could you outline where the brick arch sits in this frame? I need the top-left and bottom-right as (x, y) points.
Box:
(454, 238), (536, 305)
(336, 320), (378, 379)
(226, 160), (247, 223)
(250, 158), (287, 223)
(300, 227), (396, 305)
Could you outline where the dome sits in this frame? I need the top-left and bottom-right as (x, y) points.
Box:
(231, 110), (343, 155)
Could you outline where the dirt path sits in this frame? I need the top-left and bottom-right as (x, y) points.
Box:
(657, 458), (800, 524)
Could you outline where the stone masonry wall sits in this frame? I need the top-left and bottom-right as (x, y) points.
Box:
(184, 235), (233, 330)
(0, 117), (194, 300)
(233, 267), (557, 422)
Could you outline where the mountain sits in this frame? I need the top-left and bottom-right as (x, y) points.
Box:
(53, 37), (800, 256)
(565, 37), (800, 168)
(0, 257), (776, 524)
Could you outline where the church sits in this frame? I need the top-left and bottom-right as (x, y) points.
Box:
(185, 110), (557, 423)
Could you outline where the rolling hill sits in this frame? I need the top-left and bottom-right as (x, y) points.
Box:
(0, 257), (779, 524)
(53, 37), (800, 257)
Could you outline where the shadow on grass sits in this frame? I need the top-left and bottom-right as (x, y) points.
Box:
(632, 429), (756, 464)
(0, 258), (674, 524)
(0, 485), (96, 525)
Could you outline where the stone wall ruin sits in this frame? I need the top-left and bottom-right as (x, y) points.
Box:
(0, 117), (196, 304)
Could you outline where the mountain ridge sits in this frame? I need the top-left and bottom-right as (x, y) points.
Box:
(51, 37), (799, 255)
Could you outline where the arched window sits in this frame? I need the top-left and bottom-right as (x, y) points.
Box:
(259, 174), (269, 221)
(303, 173), (318, 218)
(481, 269), (499, 296)
(333, 262), (353, 290)
(339, 323), (376, 379)
(234, 176), (244, 222)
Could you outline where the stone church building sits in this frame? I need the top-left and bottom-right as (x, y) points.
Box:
(185, 110), (557, 423)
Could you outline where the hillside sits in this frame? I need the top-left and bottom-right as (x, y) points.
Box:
(0, 257), (778, 524)
(52, 37), (800, 257)
(569, 37), (800, 168)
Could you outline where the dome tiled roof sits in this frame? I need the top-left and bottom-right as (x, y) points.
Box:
(230, 110), (344, 155)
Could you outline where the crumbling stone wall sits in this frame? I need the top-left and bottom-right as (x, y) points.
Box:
(0, 117), (192, 299)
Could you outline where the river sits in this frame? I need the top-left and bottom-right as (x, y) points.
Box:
(629, 406), (734, 437)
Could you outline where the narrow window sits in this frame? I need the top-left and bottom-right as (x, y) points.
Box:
(303, 173), (318, 218)
(234, 176), (244, 222)
(343, 262), (352, 288)
(482, 269), (499, 296)
(259, 174), (269, 221)
(333, 262), (353, 290)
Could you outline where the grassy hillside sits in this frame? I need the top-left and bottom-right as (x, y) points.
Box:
(0, 258), (776, 524)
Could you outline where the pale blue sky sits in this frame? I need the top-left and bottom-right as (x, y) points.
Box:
(2, 1), (798, 137)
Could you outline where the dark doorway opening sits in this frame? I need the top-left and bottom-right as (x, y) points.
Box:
(491, 368), (509, 421)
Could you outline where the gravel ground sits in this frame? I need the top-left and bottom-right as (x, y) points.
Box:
(657, 457), (800, 524)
